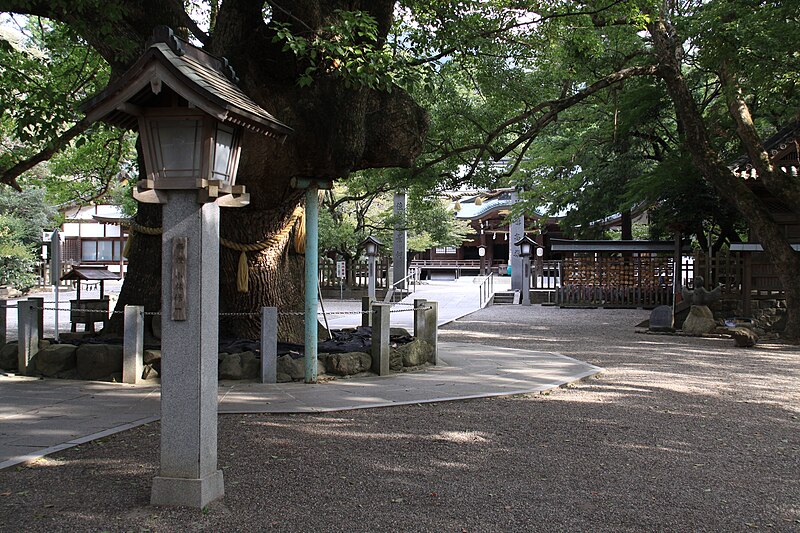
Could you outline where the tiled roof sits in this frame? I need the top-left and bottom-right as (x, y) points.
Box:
(80, 28), (292, 139)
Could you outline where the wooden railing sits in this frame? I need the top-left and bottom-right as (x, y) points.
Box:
(319, 258), (391, 290)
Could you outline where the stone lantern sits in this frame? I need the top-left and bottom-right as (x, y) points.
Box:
(360, 236), (383, 299)
(515, 235), (536, 306)
(80, 26), (291, 508)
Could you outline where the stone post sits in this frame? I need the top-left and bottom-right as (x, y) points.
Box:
(260, 307), (277, 384)
(393, 191), (408, 291)
(0, 300), (6, 347)
(29, 297), (44, 340)
(371, 303), (390, 376)
(150, 193), (224, 508)
(413, 298), (427, 339)
(123, 305), (144, 385)
(17, 300), (39, 375)
(422, 301), (439, 365)
(361, 296), (374, 327)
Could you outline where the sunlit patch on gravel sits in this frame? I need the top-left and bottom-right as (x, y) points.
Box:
(429, 459), (472, 469)
(28, 457), (67, 467)
(432, 430), (490, 443)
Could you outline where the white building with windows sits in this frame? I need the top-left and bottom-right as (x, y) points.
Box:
(56, 204), (128, 275)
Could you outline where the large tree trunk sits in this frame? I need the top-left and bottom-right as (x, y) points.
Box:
(650, 18), (800, 341)
(34, 0), (429, 340)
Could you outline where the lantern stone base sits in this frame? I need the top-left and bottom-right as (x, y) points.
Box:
(151, 470), (224, 508)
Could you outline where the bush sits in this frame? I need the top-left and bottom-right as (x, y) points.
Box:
(0, 242), (36, 290)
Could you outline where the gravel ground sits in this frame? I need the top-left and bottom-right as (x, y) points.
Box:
(1, 305), (799, 532)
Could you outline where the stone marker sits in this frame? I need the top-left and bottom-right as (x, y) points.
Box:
(29, 297), (44, 340)
(17, 300), (39, 375)
(260, 307), (277, 383)
(649, 305), (675, 332)
(371, 303), (390, 375)
(422, 301), (439, 365)
(123, 305), (144, 384)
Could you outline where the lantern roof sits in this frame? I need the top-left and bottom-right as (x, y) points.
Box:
(514, 234), (536, 248)
(80, 26), (292, 139)
(360, 235), (384, 248)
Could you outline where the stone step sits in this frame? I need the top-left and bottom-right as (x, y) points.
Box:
(491, 291), (518, 305)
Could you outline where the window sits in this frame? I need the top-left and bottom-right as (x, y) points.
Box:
(435, 247), (457, 254)
(80, 239), (125, 262)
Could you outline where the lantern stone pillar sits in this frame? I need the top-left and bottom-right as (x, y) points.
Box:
(510, 190), (525, 291)
(78, 26), (292, 509)
(150, 192), (224, 508)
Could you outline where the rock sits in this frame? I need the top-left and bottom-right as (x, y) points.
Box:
(56, 368), (80, 380)
(390, 347), (402, 371)
(277, 354), (305, 380)
(76, 344), (123, 380)
(143, 349), (161, 376)
(219, 351), (259, 380)
(390, 327), (411, 338)
(682, 305), (716, 336)
(394, 339), (433, 367)
(729, 327), (758, 347)
(240, 351), (259, 379)
(0, 341), (18, 371)
(0, 286), (22, 298)
(143, 349), (161, 364)
(151, 315), (162, 340)
(142, 364), (159, 380)
(276, 372), (292, 383)
(322, 352), (371, 376)
(219, 352), (243, 380)
(648, 305), (674, 332)
(35, 344), (77, 377)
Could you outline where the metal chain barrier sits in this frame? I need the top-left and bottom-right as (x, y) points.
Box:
(28, 303), (431, 317)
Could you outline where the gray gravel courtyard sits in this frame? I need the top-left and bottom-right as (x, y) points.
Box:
(1, 304), (798, 532)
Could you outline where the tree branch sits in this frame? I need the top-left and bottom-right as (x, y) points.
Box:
(720, 64), (800, 214)
(408, 0), (629, 67)
(0, 119), (91, 190)
(165, 0), (209, 45)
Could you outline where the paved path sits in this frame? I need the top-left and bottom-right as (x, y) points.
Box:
(324, 276), (511, 329)
(1, 276), (599, 471)
(0, 340), (599, 470)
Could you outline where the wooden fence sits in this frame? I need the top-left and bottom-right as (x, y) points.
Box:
(553, 256), (675, 308)
(319, 258), (391, 290)
(541, 249), (785, 310)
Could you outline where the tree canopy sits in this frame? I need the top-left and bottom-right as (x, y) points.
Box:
(0, 0), (799, 339)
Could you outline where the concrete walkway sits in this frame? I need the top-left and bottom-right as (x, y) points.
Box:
(0, 340), (600, 470)
(324, 276), (511, 329)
